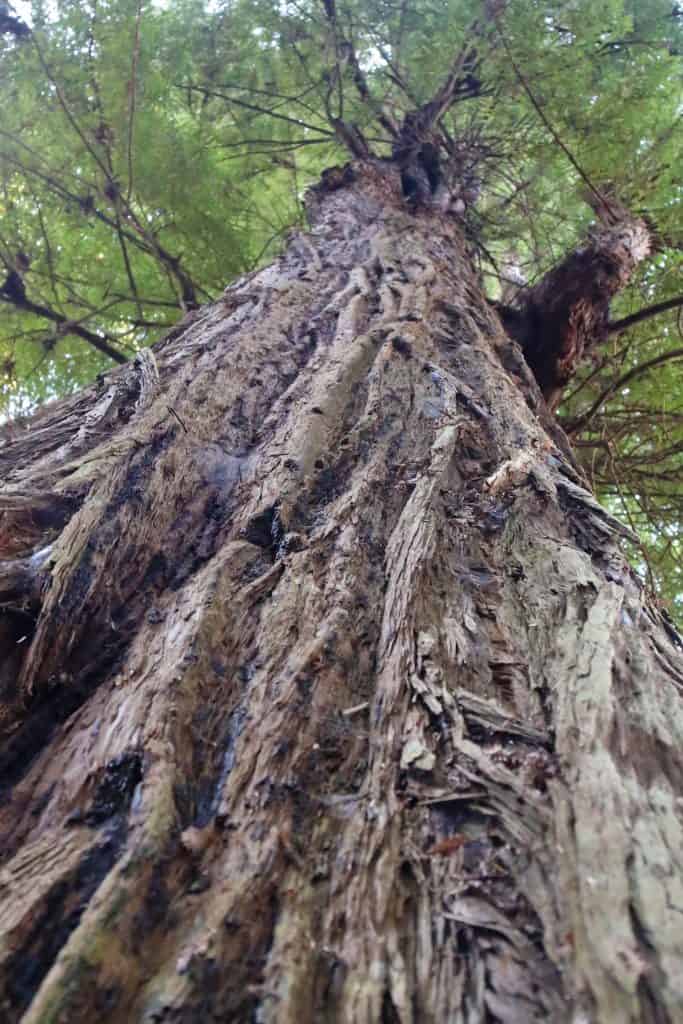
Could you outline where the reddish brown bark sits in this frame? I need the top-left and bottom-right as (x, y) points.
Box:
(499, 219), (650, 409)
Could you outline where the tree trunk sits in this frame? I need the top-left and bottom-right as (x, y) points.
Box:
(1, 162), (682, 1024)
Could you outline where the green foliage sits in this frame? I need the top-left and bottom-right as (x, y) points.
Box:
(0, 0), (328, 413)
(1, 0), (683, 614)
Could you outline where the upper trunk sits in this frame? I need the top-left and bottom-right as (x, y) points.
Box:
(0, 162), (681, 1024)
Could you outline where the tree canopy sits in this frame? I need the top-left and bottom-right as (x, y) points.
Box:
(1, 0), (682, 612)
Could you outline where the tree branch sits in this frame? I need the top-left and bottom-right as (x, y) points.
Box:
(0, 282), (128, 364)
(607, 294), (683, 335)
(500, 218), (651, 408)
(184, 85), (336, 138)
(493, 19), (612, 217)
(568, 347), (683, 434)
(125, 1), (143, 203)
(115, 211), (144, 321)
(31, 33), (112, 182)
(318, 0), (399, 139)
(395, 39), (480, 148)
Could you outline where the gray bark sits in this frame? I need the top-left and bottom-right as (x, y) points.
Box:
(0, 162), (681, 1024)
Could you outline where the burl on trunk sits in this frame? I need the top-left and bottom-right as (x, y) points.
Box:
(0, 163), (681, 1024)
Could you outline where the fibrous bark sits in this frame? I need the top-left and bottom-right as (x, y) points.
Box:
(499, 218), (651, 409)
(0, 161), (681, 1024)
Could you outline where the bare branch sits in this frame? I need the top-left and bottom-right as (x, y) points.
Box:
(125, 1), (143, 202)
(573, 348), (683, 436)
(318, 0), (399, 139)
(0, 277), (128, 364)
(206, 80), (326, 122)
(395, 39), (480, 146)
(569, 347), (683, 434)
(31, 33), (111, 182)
(607, 294), (683, 335)
(493, 19), (612, 217)
(185, 85), (336, 137)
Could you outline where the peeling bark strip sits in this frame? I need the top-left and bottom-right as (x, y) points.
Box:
(0, 162), (681, 1024)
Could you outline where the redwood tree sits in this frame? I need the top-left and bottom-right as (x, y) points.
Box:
(1, 3), (683, 1023)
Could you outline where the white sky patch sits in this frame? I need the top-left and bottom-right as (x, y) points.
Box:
(12, 1), (35, 23)
(11, 0), (220, 22)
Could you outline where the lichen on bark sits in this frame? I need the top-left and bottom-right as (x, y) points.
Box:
(0, 161), (681, 1023)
